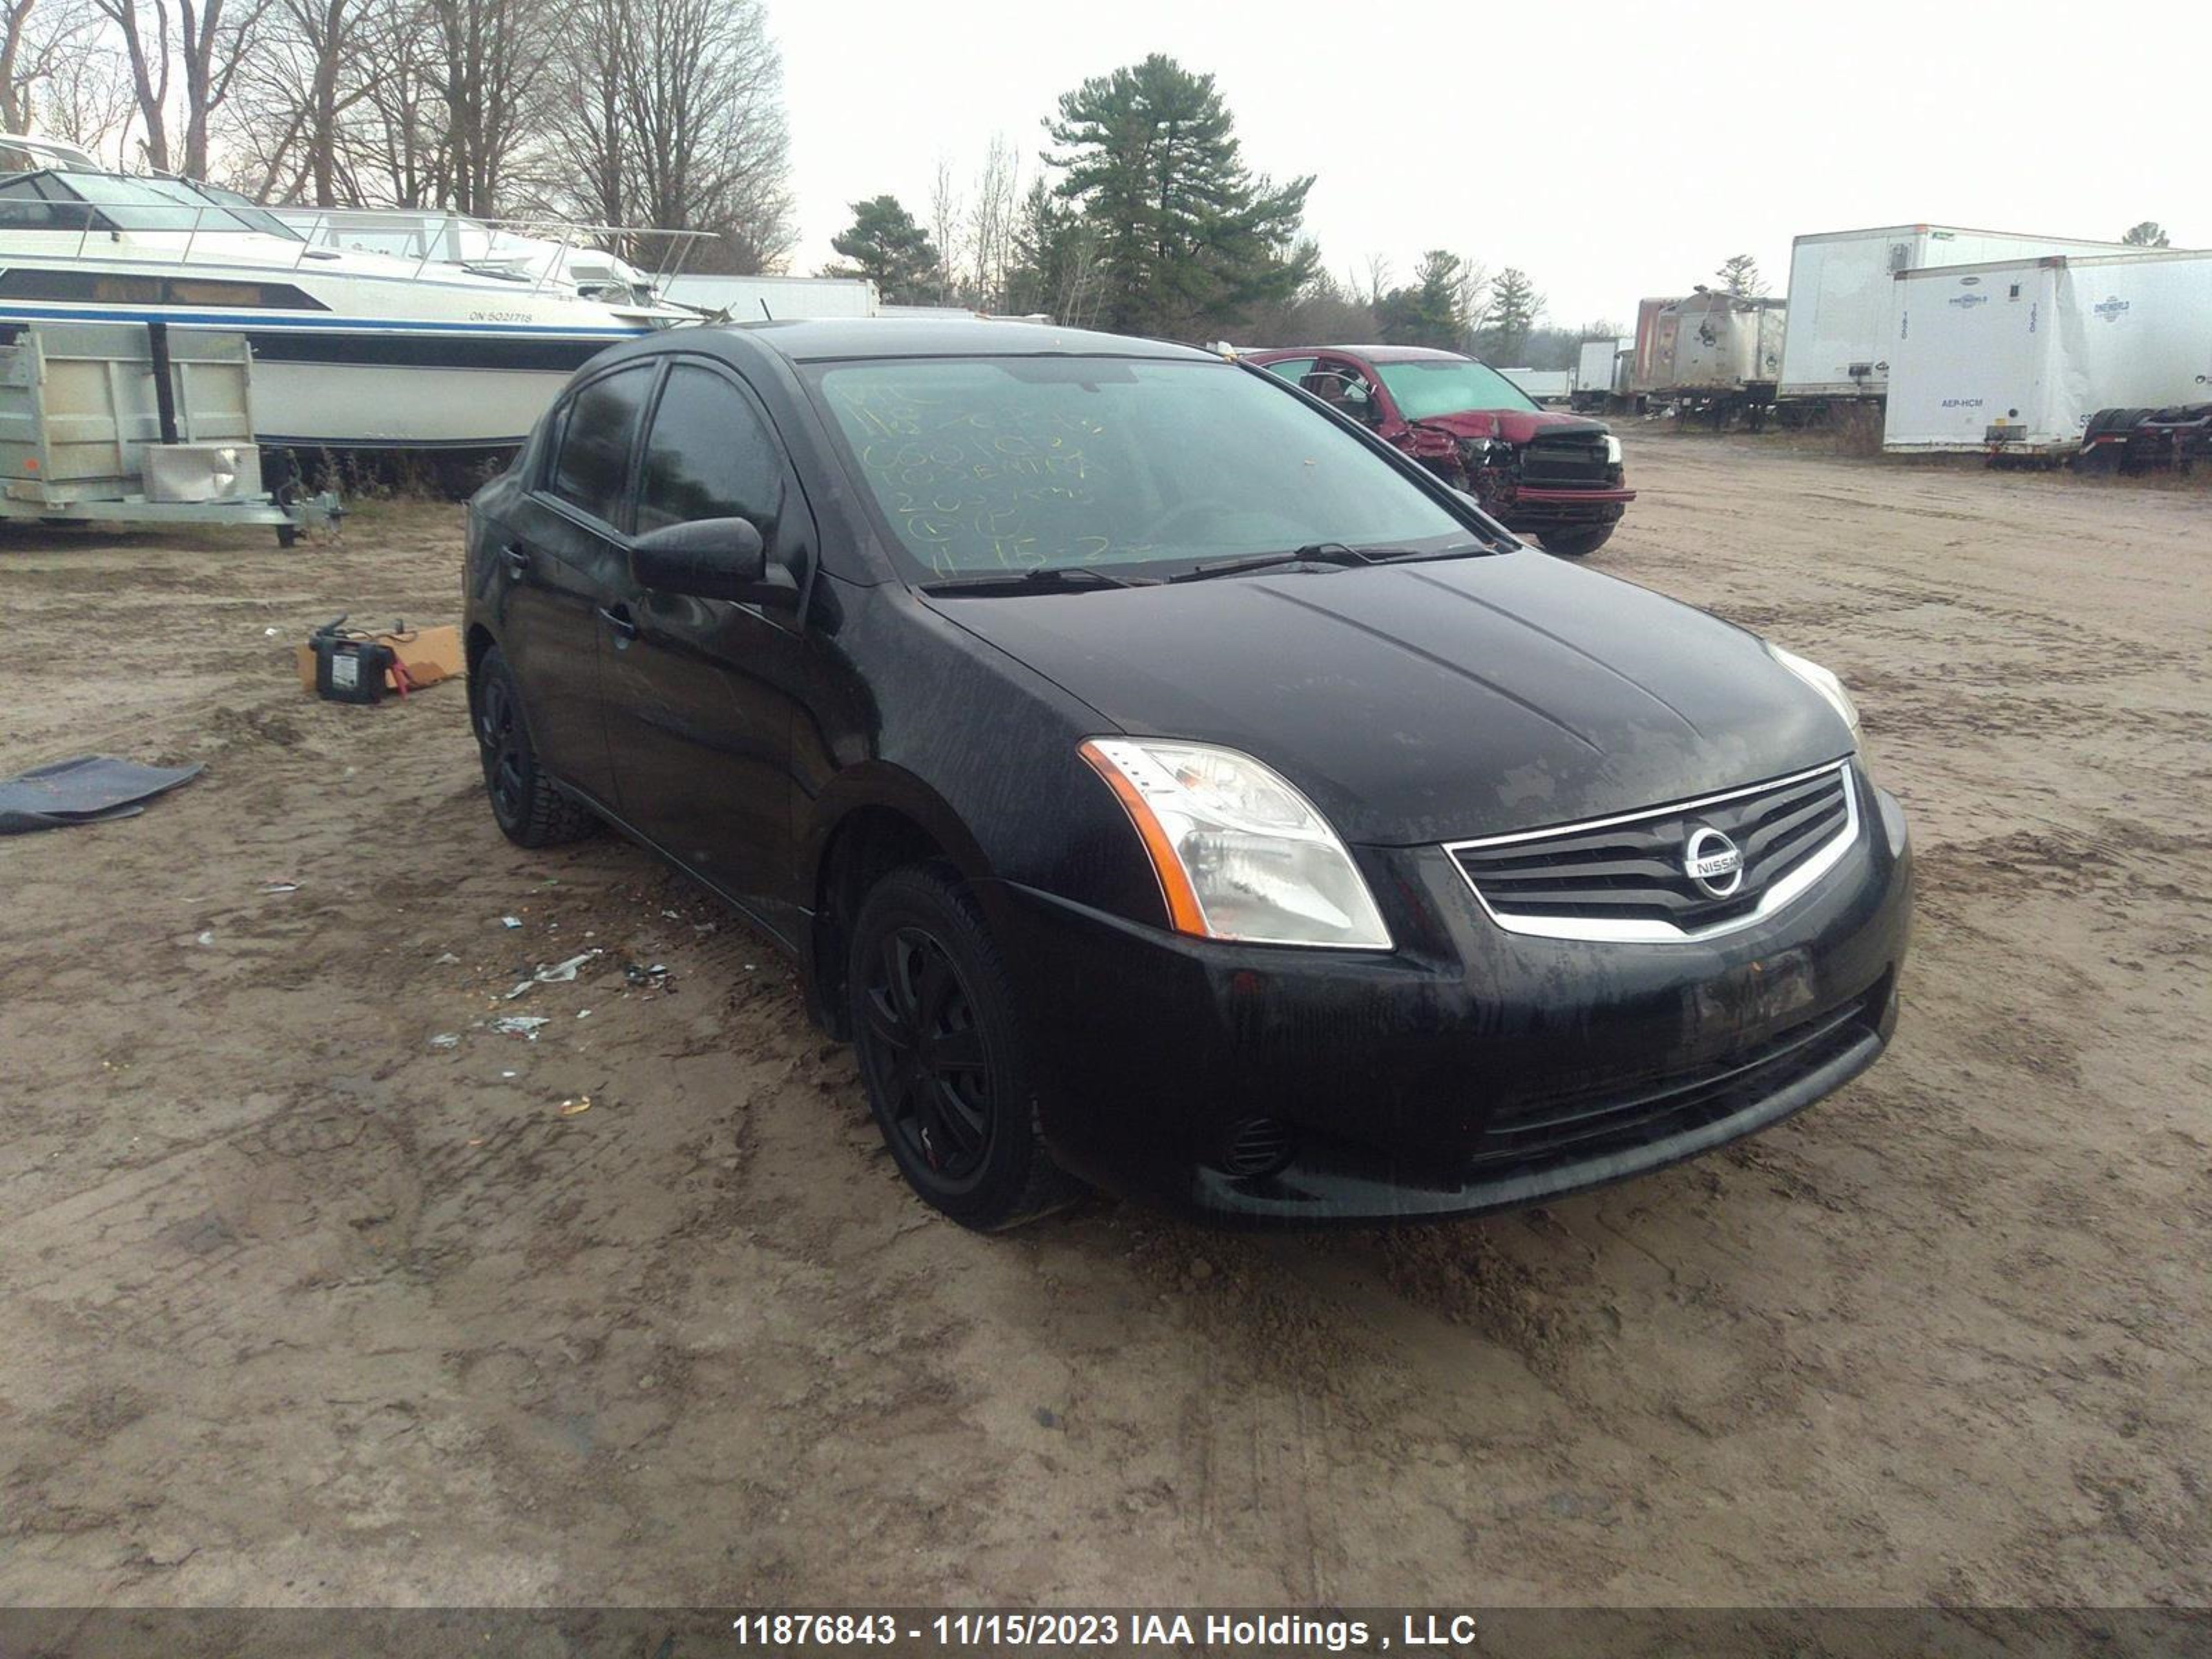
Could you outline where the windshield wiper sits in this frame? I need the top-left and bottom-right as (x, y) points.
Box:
(1166, 543), (1378, 584)
(921, 565), (1136, 597)
(1366, 543), (1491, 565)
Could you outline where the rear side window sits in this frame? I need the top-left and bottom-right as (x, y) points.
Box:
(635, 364), (784, 536)
(1261, 356), (1315, 385)
(548, 365), (653, 525)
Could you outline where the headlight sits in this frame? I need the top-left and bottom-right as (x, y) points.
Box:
(1600, 434), (1623, 465)
(1766, 643), (1861, 744)
(1080, 739), (1392, 949)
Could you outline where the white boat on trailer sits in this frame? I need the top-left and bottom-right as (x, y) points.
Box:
(0, 134), (709, 453)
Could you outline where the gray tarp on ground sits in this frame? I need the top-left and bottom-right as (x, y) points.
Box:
(0, 756), (204, 834)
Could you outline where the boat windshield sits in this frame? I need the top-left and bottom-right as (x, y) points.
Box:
(48, 174), (272, 234)
(187, 182), (305, 241)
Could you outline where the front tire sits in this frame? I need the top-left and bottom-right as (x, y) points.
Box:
(472, 646), (599, 847)
(1539, 525), (1615, 558)
(847, 863), (1079, 1230)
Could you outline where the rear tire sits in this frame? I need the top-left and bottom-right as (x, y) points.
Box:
(472, 646), (599, 847)
(847, 863), (1080, 1230)
(1539, 525), (1615, 558)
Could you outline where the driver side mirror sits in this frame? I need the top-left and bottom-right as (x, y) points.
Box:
(630, 516), (767, 601)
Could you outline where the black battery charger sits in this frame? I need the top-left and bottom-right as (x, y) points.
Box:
(308, 615), (397, 704)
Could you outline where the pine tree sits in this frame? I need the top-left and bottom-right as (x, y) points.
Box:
(823, 196), (941, 306)
(1003, 179), (1103, 325)
(1044, 55), (1315, 338)
(1376, 250), (1484, 350)
(1716, 253), (1765, 296)
(1479, 267), (1544, 363)
(2121, 221), (2171, 248)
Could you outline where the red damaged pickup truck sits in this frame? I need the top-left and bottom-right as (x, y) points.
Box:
(1246, 345), (1635, 557)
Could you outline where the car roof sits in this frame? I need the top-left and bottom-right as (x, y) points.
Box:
(1246, 344), (1471, 365)
(700, 317), (1221, 364)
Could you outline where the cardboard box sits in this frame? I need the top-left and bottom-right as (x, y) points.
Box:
(295, 624), (467, 697)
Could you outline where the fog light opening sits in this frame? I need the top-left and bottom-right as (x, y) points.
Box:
(1217, 1116), (1295, 1179)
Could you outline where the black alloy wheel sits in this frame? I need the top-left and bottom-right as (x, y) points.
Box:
(846, 863), (1080, 1229)
(861, 926), (993, 1185)
(478, 671), (527, 825)
(472, 646), (597, 847)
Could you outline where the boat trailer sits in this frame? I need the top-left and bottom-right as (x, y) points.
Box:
(0, 319), (341, 544)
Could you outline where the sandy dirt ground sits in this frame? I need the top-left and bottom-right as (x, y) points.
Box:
(1, 438), (2206, 1613)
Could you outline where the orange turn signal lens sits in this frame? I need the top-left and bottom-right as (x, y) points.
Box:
(1080, 739), (1208, 935)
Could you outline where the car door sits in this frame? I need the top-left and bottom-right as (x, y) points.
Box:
(1314, 354), (1399, 437)
(496, 361), (656, 807)
(601, 357), (809, 939)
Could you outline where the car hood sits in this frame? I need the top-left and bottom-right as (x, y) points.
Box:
(1411, 408), (1608, 444)
(926, 552), (1852, 846)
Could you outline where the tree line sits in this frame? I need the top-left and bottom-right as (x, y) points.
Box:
(826, 53), (1600, 362)
(1, 0), (794, 270)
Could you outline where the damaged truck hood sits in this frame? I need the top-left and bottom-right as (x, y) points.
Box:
(1409, 407), (1610, 445)
(927, 552), (1850, 846)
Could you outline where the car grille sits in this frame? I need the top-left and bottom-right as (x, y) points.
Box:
(1520, 431), (1614, 487)
(1449, 762), (1857, 941)
(1466, 982), (1884, 1172)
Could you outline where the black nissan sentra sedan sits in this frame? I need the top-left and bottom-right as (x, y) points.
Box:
(463, 319), (1910, 1230)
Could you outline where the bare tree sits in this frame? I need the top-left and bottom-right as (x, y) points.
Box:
(429, 0), (551, 213)
(176, 0), (268, 176)
(219, 0), (379, 202)
(928, 154), (959, 303)
(602, 0), (789, 268)
(964, 132), (1018, 309)
(1344, 252), (1392, 310)
(3, 0), (95, 135)
(350, 0), (447, 205)
(547, 0), (623, 223)
(27, 8), (136, 156)
(88, 0), (265, 176)
(89, 0), (170, 167)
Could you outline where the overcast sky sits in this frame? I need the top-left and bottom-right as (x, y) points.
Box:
(767, 0), (2200, 327)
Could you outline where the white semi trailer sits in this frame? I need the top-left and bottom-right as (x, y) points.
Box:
(1776, 224), (2146, 415)
(1570, 335), (1633, 411)
(1882, 249), (2212, 456)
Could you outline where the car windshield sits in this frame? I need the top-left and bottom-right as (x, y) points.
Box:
(1373, 357), (1537, 420)
(807, 356), (1473, 581)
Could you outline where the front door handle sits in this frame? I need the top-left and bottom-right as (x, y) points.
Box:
(598, 603), (637, 643)
(501, 543), (529, 579)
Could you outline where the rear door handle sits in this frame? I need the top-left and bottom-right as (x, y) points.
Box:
(597, 603), (637, 643)
(501, 543), (530, 579)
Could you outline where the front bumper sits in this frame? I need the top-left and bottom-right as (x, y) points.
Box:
(1497, 484), (1637, 533)
(982, 767), (1911, 1226)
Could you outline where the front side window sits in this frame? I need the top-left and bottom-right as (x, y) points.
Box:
(1309, 359), (1386, 425)
(1373, 357), (1537, 420)
(635, 364), (784, 536)
(547, 365), (654, 526)
(807, 356), (1469, 581)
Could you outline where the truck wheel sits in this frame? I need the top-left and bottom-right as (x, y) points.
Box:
(848, 863), (1082, 1231)
(471, 646), (599, 847)
(1539, 526), (1615, 559)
